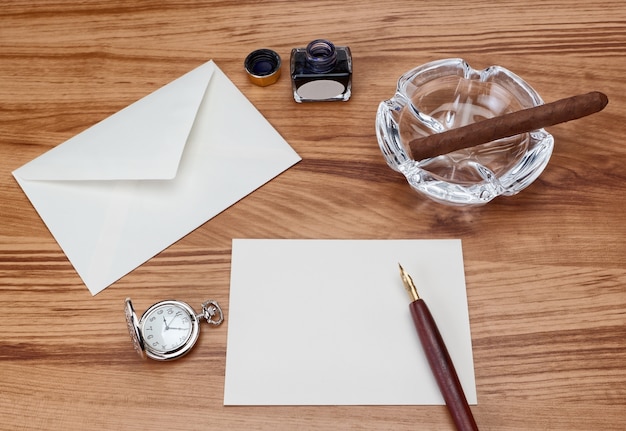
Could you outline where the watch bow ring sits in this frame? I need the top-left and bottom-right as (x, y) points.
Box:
(124, 298), (224, 361)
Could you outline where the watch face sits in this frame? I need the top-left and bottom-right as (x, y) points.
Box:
(139, 300), (200, 361)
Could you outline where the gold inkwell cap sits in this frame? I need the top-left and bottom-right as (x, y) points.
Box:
(244, 49), (281, 87)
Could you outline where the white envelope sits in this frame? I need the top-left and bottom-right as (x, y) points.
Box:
(12, 60), (301, 295)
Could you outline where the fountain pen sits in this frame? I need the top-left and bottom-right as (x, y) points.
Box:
(399, 264), (479, 431)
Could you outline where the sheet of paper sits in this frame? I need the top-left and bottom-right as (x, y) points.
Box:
(224, 239), (476, 406)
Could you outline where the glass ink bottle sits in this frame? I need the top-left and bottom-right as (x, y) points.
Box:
(290, 39), (352, 102)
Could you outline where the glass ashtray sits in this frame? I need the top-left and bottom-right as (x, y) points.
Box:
(376, 58), (554, 206)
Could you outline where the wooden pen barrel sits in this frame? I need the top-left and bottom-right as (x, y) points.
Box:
(410, 300), (479, 431)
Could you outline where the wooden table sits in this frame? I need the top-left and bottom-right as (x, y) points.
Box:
(1, 1), (625, 429)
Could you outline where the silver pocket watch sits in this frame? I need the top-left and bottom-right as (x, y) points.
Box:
(125, 298), (224, 361)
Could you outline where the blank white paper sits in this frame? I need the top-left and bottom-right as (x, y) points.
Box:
(224, 239), (476, 406)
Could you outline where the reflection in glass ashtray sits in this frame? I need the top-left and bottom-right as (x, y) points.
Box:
(376, 58), (554, 206)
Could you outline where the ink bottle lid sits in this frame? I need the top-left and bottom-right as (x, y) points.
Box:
(244, 49), (282, 87)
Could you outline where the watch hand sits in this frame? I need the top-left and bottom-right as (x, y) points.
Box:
(167, 327), (187, 330)
(163, 316), (170, 330)
(165, 313), (181, 328)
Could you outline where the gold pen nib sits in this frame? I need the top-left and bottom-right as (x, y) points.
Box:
(398, 263), (420, 302)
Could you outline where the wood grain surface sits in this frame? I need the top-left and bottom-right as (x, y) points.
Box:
(1, 1), (625, 430)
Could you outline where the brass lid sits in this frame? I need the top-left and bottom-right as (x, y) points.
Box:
(244, 49), (281, 87)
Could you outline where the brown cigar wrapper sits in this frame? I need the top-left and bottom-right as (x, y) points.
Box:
(408, 91), (608, 160)
(410, 300), (479, 431)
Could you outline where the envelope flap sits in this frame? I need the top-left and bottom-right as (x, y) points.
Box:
(15, 61), (216, 181)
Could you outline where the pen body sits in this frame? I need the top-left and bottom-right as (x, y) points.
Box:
(410, 299), (478, 431)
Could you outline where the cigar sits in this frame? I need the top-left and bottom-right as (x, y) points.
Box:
(407, 91), (608, 160)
